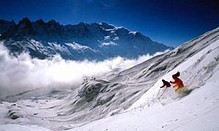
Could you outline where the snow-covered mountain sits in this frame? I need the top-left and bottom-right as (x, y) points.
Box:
(0, 18), (170, 60)
(0, 26), (219, 131)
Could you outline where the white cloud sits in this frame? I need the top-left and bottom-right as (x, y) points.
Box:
(0, 43), (168, 99)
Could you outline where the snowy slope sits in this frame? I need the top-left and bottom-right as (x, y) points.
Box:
(69, 66), (219, 131)
(0, 27), (219, 131)
(68, 28), (219, 131)
(0, 124), (52, 131)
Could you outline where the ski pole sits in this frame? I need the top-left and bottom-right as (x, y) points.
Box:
(158, 87), (167, 99)
(157, 88), (161, 96)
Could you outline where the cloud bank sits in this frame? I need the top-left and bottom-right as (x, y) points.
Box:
(0, 43), (167, 99)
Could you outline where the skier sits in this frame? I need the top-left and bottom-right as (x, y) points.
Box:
(160, 79), (171, 88)
(170, 71), (184, 91)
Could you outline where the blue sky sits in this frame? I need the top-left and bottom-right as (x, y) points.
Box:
(0, 0), (219, 47)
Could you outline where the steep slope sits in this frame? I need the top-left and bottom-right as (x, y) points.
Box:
(69, 65), (219, 131)
(0, 18), (170, 60)
(67, 28), (219, 131)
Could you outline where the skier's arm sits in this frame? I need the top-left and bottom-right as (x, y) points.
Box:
(170, 81), (175, 84)
(160, 85), (165, 88)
